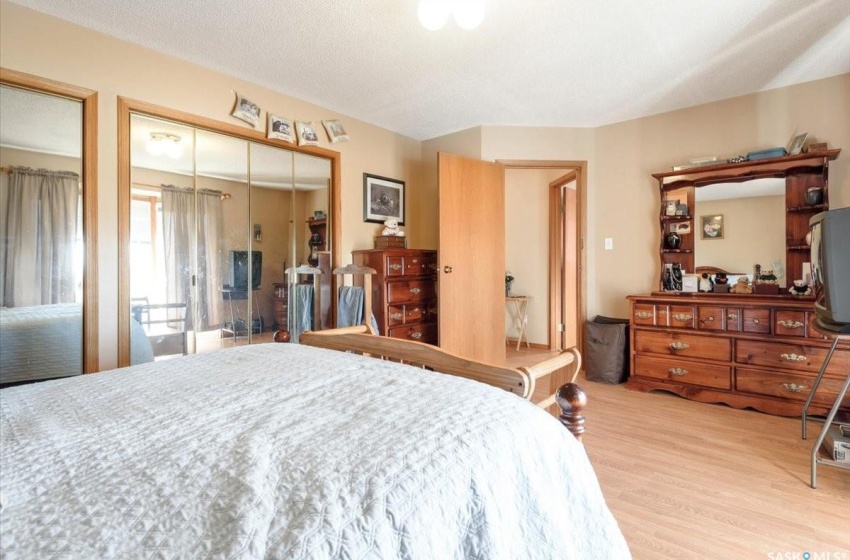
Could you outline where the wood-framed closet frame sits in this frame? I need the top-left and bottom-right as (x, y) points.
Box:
(116, 97), (341, 366)
(0, 67), (99, 373)
(497, 160), (587, 357)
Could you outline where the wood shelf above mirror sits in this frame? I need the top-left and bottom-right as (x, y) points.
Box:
(653, 148), (840, 292)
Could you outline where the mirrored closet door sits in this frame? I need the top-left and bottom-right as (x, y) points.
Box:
(120, 100), (337, 366)
(0, 69), (97, 382)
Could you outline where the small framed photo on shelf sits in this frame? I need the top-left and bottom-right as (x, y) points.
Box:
(363, 173), (405, 225)
(231, 91), (261, 127)
(322, 120), (350, 143)
(700, 214), (724, 240)
(664, 199), (679, 216)
(786, 132), (808, 156)
(267, 114), (295, 143)
(295, 121), (320, 146)
(669, 222), (691, 235)
(675, 203), (689, 216)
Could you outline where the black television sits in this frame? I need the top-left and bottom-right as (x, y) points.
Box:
(810, 208), (850, 332)
(228, 250), (262, 290)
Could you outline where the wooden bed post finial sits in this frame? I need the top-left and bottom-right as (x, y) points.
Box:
(555, 382), (587, 441)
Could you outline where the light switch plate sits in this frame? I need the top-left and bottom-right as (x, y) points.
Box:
(604, 238), (614, 250)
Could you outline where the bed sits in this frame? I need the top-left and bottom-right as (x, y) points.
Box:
(0, 304), (155, 384)
(0, 328), (631, 559)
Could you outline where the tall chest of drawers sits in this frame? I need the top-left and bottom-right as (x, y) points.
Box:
(627, 294), (850, 417)
(352, 249), (438, 345)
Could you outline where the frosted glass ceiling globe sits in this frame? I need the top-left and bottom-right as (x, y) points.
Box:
(418, 1), (452, 31)
(453, 0), (485, 29)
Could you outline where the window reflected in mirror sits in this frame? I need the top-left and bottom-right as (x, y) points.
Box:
(0, 84), (84, 382)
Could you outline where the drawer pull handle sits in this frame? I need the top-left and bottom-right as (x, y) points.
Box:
(700, 316), (715, 322)
(753, 318), (760, 324)
(780, 353), (807, 362)
(389, 263), (402, 271)
(727, 314), (738, 320)
(673, 314), (692, 321)
(782, 382), (807, 393)
(668, 368), (688, 376)
(412, 308), (420, 313)
(390, 313), (403, 320)
(669, 342), (690, 351)
(411, 259), (419, 264)
(635, 312), (652, 319)
(410, 287), (421, 295)
(778, 320), (804, 329)
(410, 332), (423, 340)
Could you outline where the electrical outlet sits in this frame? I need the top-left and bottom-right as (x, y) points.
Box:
(604, 238), (614, 250)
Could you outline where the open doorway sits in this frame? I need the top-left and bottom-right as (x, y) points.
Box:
(499, 160), (586, 361)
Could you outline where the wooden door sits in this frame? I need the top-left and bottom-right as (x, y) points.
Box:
(562, 184), (578, 349)
(438, 152), (505, 364)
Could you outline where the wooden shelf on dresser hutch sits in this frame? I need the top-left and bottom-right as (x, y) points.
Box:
(352, 248), (438, 345)
(654, 149), (840, 286)
(630, 148), (847, 417)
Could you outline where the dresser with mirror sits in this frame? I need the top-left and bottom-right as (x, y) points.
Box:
(628, 149), (850, 417)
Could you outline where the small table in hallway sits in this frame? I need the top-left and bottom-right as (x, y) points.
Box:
(506, 295), (531, 351)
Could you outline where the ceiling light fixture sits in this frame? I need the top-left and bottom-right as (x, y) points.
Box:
(146, 132), (183, 159)
(418, 0), (485, 30)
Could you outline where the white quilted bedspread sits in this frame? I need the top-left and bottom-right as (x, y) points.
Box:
(0, 343), (630, 559)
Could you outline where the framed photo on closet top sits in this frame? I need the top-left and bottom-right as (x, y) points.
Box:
(363, 173), (405, 225)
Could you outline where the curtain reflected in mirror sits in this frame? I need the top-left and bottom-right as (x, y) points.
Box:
(0, 84), (84, 383)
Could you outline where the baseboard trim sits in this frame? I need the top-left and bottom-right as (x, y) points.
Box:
(505, 339), (550, 350)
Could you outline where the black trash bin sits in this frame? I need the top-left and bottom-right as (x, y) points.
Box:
(584, 315), (630, 384)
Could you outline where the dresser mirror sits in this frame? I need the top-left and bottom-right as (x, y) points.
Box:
(120, 100), (338, 366)
(0, 70), (98, 382)
(692, 177), (786, 282)
(655, 150), (839, 294)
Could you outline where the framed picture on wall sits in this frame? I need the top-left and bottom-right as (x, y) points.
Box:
(700, 214), (724, 239)
(363, 173), (405, 225)
(253, 223), (262, 243)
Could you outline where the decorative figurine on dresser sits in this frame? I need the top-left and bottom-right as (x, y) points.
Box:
(629, 147), (849, 418)
(352, 248), (438, 345)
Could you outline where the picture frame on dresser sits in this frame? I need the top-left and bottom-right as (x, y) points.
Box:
(363, 173), (405, 225)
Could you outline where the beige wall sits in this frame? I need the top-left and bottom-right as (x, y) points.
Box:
(1, 1), (423, 369)
(694, 195), (786, 284)
(0, 147), (82, 175)
(594, 73), (849, 317)
(504, 168), (569, 345)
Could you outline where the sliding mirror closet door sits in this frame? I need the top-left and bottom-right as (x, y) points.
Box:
(195, 130), (249, 351)
(294, 152), (332, 329)
(129, 114), (196, 363)
(0, 84), (85, 382)
(248, 142), (295, 342)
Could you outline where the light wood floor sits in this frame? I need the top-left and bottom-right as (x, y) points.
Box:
(505, 346), (850, 559)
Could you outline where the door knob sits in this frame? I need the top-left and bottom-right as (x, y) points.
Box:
(444, 266), (453, 273)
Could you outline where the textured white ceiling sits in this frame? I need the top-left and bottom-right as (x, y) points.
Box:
(0, 84), (82, 157)
(7, 0), (850, 140)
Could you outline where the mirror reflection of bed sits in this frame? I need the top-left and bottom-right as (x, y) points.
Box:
(127, 113), (332, 363)
(0, 83), (86, 384)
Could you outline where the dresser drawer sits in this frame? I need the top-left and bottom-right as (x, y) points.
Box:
(742, 308), (770, 334)
(634, 330), (732, 361)
(387, 304), (425, 326)
(633, 304), (656, 326)
(724, 308), (741, 332)
(385, 256), (405, 276)
(387, 280), (436, 304)
(401, 253), (437, 276)
(774, 311), (806, 338)
(697, 306), (724, 331)
(669, 305), (695, 329)
(736, 368), (850, 407)
(388, 322), (437, 344)
(635, 355), (730, 389)
(736, 339), (850, 375)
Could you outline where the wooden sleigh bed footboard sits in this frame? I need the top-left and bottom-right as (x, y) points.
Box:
(278, 326), (588, 441)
